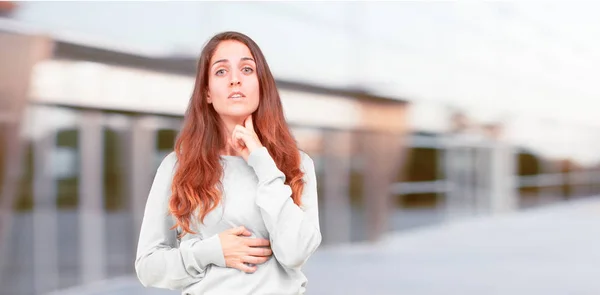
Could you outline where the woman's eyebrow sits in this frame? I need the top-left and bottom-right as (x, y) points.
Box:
(212, 57), (255, 67)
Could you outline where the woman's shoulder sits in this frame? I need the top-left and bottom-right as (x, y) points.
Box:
(156, 151), (179, 174)
(298, 149), (316, 172)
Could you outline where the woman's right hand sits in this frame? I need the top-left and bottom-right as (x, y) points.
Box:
(218, 226), (272, 273)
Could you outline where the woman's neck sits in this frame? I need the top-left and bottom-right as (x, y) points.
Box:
(219, 116), (246, 156)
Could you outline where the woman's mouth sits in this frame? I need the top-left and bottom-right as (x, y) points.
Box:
(229, 91), (245, 99)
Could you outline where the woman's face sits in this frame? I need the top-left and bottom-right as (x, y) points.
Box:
(207, 40), (260, 121)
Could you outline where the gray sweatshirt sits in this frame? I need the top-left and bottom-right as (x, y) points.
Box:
(134, 147), (322, 295)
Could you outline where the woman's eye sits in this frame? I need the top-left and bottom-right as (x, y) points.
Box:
(242, 67), (254, 74)
(215, 69), (226, 76)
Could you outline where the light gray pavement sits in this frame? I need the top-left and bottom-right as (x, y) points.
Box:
(42, 197), (600, 295)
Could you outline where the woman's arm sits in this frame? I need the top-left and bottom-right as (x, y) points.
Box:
(247, 147), (322, 269)
(134, 152), (226, 290)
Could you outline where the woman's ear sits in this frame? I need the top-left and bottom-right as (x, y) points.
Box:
(207, 93), (212, 104)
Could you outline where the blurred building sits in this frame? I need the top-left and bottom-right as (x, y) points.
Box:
(2, 2), (600, 295)
(0, 26), (411, 295)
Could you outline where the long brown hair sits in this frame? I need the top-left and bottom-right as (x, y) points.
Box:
(169, 31), (305, 237)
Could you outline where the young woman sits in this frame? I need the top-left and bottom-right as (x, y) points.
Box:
(135, 31), (322, 295)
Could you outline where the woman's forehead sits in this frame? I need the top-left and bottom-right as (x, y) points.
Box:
(211, 40), (254, 64)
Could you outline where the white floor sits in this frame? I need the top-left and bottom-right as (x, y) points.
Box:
(304, 197), (600, 295)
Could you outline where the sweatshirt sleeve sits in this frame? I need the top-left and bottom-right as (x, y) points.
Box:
(134, 152), (226, 290)
(247, 147), (322, 269)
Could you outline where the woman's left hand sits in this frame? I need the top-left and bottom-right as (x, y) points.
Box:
(229, 115), (263, 161)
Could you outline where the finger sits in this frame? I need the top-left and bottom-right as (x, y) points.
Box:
(233, 131), (251, 147)
(234, 124), (246, 133)
(234, 124), (260, 150)
(248, 246), (273, 257)
(233, 137), (246, 152)
(244, 115), (254, 131)
(235, 262), (257, 274)
(238, 228), (252, 237)
(245, 238), (271, 247)
(233, 125), (252, 138)
(231, 134), (241, 150)
(243, 255), (269, 265)
(231, 131), (245, 150)
(228, 226), (247, 235)
(233, 130), (245, 142)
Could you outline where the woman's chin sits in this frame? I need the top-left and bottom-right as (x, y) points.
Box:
(226, 106), (258, 117)
(221, 110), (253, 121)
